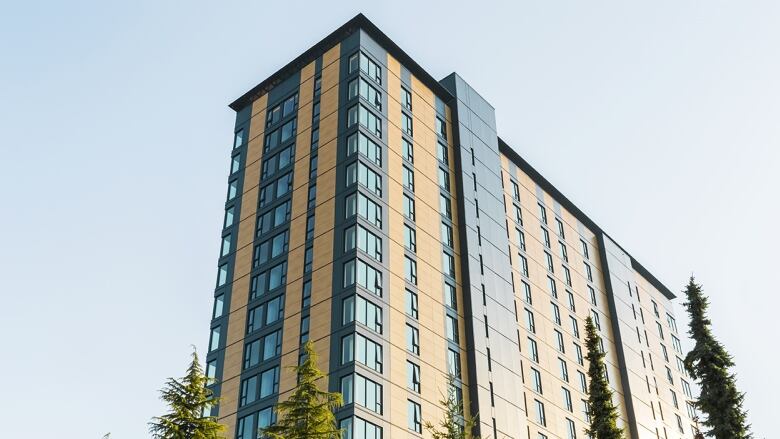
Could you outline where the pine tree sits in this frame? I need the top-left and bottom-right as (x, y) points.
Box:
(423, 376), (480, 439)
(584, 317), (623, 439)
(683, 277), (751, 439)
(262, 341), (343, 439)
(149, 348), (225, 439)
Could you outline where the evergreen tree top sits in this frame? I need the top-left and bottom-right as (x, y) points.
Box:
(584, 317), (624, 439)
(683, 277), (751, 439)
(262, 341), (343, 439)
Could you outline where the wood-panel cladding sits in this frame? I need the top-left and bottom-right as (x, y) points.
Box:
(218, 94), (268, 438)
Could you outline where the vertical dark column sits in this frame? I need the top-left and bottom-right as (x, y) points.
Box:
(440, 74), (525, 438)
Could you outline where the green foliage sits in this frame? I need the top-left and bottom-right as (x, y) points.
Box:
(423, 376), (479, 439)
(149, 348), (225, 439)
(262, 341), (343, 439)
(683, 277), (752, 439)
(584, 317), (623, 439)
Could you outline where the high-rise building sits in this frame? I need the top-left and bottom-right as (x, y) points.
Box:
(205, 14), (695, 439)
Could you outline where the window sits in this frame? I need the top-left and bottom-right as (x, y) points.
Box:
(566, 417), (577, 439)
(514, 204), (523, 225)
(437, 141), (448, 164)
(313, 76), (322, 95)
(344, 224), (382, 261)
(666, 366), (674, 384)
(570, 316), (580, 338)
(223, 206), (235, 228)
(525, 308), (536, 333)
(406, 324), (420, 355)
(340, 417), (382, 439)
(545, 251), (554, 272)
(578, 371), (587, 392)
(240, 375), (258, 406)
(403, 194), (415, 220)
(516, 228), (526, 251)
(547, 276), (558, 298)
(563, 388), (573, 412)
(588, 286), (597, 305)
(511, 181), (521, 201)
(230, 153), (241, 174)
(574, 342), (584, 365)
(342, 294), (383, 333)
(401, 112), (413, 136)
(405, 256), (417, 284)
(341, 333), (383, 373)
(348, 51), (381, 83)
(567, 290), (576, 311)
(531, 367), (543, 393)
(519, 254), (529, 277)
(306, 215), (315, 241)
(538, 203), (548, 224)
(408, 400), (422, 432)
(212, 294), (224, 318)
(528, 337), (539, 362)
(447, 348), (461, 378)
(343, 259), (383, 297)
(401, 87), (412, 110)
(522, 280), (532, 303)
(435, 116), (447, 139)
(583, 262), (593, 281)
(342, 373), (382, 414)
(563, 266), (572, 286)
(299, 315), (310, 343)
(346, 161), (382, 196)
(402, 138), (413, 163)
(555, 330), (565, 353)
(404, 224), (416, 252)
(405, 289), (418, 319)
(657, 321), (665, 340)
(348, 77), (381, 110)
(346, 131), (382, 166)
(580, 239), (589, 259)
(551, 302), (561, 325)
(209, 326), (221, 352)
(216, 264), (228, 287)
(534, 399), (546, 426)
(671, 334), (683, 353)
(437, 167), (451, 192)
(591, 310), (601, 330)
(555, 217), (566, 238)
(666, 313), (678, 333)
(233, 129), (244, 149)
(441, 222), (454, 248)
(407, 361), (421, 392)
(345, 192), (382, 228)
(206, 359), (217, 381)
(440, 193), (452, 219)
(402, 165), (414, 191)
(347, 104), (382, 138)
(259, 366), (280, 398)
(541, 227), (550, 248)
(227, 180), (238, 201)
(303, 246), (313, 273)
(559, 241), (568, 262)
(446, 314), (459, 343)
(267, 262), (287, 291)
(444, 283), (457, 309)
(442, 252), (456, 277)
(559, 357), (569, 381)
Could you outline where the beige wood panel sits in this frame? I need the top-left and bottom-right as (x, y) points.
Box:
(218, 95), (269, 437)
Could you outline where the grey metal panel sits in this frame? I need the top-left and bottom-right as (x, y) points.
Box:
(441, 73), (526, 439)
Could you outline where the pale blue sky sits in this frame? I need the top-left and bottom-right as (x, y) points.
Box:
(0, 1), (777, 438)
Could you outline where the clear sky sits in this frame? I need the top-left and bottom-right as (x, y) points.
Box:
(1, 1), (777, 438)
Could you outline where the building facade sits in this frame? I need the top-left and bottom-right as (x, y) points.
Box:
(205, 14), (695, 439)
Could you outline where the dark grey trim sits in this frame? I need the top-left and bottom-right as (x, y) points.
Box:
(596, 233), (639, 439)
(229, 14), (453, 112)
(498, 138), (675, 300)
(443, 78), (482, 438)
